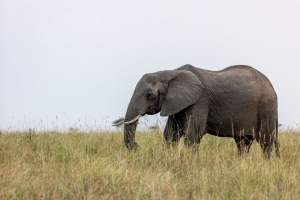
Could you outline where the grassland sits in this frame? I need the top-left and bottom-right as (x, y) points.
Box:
(0, 129), (299, 199)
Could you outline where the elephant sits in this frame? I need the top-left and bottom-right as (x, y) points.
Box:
(113, 64), (280, 159)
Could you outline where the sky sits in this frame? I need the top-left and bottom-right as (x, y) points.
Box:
(1, 0), (300, 131)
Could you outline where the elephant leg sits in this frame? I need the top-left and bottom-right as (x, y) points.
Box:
(274, 136), (280, 157)
(183, 116), (207, 152)
(257, 117), (276, 159)
(274, 119), (280, 157)
(163, 115), (183, 148)
(234, 135), (253, 155)
(182, 104), (208, 152)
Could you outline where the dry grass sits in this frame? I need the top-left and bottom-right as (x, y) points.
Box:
(0, 130), (299, 199)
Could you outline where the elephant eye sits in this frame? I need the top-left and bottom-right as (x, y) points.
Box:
(147, 91), (154, 100)
(147, 93), (152, 99)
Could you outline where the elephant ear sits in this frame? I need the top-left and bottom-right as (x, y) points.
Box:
(160, 70), (204, 116)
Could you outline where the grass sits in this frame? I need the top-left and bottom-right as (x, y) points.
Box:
(0, 130), (299, 199)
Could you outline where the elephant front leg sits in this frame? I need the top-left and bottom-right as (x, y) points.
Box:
(163, 116), (183, 148)
(184, 116), (207, 152)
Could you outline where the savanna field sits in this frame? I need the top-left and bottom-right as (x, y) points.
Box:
(0, 129), (299, 199)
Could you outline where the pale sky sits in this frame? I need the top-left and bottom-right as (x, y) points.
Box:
(1, 0), (300, 131)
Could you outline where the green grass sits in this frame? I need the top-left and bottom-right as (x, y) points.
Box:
(0, 130), (299, 199)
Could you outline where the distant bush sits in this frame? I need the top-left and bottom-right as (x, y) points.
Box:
(148, 125), (160, 131)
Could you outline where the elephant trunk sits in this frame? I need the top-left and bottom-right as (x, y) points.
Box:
(124, 121), (138, 150)
(124, 99), (141, 150)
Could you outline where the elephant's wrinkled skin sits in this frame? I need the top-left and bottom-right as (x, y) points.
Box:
(121, 64), (279, 158)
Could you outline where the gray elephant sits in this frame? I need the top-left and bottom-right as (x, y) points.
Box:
(113, 64), (280, 159)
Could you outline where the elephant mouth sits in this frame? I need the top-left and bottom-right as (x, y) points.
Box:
(146, 90), (162, 115)
(146, 107), (161, 115)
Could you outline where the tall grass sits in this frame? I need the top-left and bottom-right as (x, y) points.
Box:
(0, 130), (299, 199)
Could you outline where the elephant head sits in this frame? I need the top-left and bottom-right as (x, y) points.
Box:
(114, 70), (204, 149)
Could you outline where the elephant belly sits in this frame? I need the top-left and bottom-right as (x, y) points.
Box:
(206, 109), (258, 137)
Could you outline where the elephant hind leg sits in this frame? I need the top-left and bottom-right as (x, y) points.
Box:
(234, 135), (254, 156)
(274, 137), (280, 157)
(257, 117), (277, 159)
(274, 136), (280, 157)
(260, 139), (274, 159)
(274, 119), (280, 157)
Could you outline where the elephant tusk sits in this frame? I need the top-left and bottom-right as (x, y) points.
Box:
(124, 115), (141, 124)
(112, 120), (125, 126)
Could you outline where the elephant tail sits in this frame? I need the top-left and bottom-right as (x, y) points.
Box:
(274, 117), (280, 157)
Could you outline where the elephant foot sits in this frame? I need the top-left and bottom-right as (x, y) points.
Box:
(125, 142), (138, 150)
